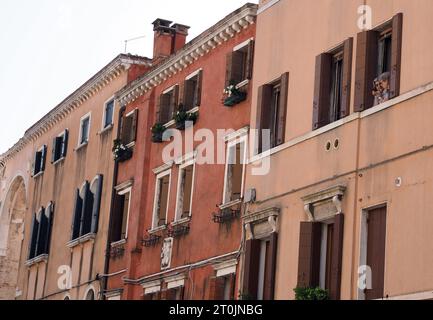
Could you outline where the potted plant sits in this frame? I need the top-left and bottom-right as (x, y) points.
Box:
(151, 123), (167, 143)
(173, 104), (199, 130)
(223, 83), (247, 107)
(112, 139), (133, 162)
(294, 287), (329, 300)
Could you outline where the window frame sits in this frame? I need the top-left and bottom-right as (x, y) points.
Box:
(122, 109), (138, 148)
(102, 97), (115, 131)
(174, 159), (196, 222)
(117, 186), (132, 241)
(78, 113), (91, 147)
(151, 169), (172, 230)
(159, 85), (178, 125)
(52, 130), (68, 164)
(33, 145), (47, 177)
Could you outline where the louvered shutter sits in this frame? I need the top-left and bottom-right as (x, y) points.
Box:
(329, 214), (344, 300)
(340, 38), (353, 118)
(246, 40), (255, 80)
(263, 233), (278, 300)
(91, 175), (103, 234)
(297, 222), (322, 288)
(312, 53), (332, 130)
(277, 73), (289, 146)
(62, 129), (69, 158)
(44, 203), (54, 254)
(225, 52), (233, 87)
(256, 84), (273, 153)
(195, 70), (203, 107)
(242, 239), (261, 299)
(28, 213), (38, 259)
(390, 13), (403, 99)
(71, 189), (82, 240)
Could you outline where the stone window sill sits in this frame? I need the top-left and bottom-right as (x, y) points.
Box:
(99, 124), (113, 135)
(53, 157), (65, 166)
(75, 142), (88, 152)
(25, 254), (49, 267)
(148, 224), (167, 235)
(171, 217), (191, 227)
(67, 233), (96, 248)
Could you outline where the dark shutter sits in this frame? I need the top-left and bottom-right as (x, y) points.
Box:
(130, 109), (138, 143)
(263, 233), (278, 300)
(41, 145), (47, 172)
(81, 181), (93, 236)
(277, 73), (289, 146)
(340, 38), (353, 118)
(37, 207), (48, 256)
(390, 13), (403, 99)
(329, 214), (344, 300)
(231, 51), (244, 85)
(228, 273), (236, 300)
(225, 52), (233, 87)
(51, 137), (57, 163)
(159, 94), (171, 124)
(44, 203), (54, 255)
(91, 175), (103, 234)
(28, 213), (38, 259)
(31, 157), (36, 177)
(256, 84), (273, 153)
(165, 288), (178, 300)
(170, 85), (179, 114)
(62, 129), (69, 158)
(214, 277), (226, 300)
(195, 70), (203, 107)
(156, 95), (162, 123)
(312, 53), (332, 130)
(34, 210), (43, 257)
(242, 239), (261, 299)
(178, 81), (185, 106)
(297, 222), (322, 288)
(71, 189), (82, 240)
(110, 193), (125, 242)
(354, 30), (379, 112)
(121, 114), (132, 143)
(246, 40), (255, 80)
(365, 207), (387, 300)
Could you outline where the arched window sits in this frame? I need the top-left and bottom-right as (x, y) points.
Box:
(85, 288), (95, 300)
(28, 202), (54, 259)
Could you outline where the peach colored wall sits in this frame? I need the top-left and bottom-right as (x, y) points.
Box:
(247, 0), (433, 299)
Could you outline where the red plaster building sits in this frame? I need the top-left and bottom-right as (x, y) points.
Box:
(104, 3), (257, 300)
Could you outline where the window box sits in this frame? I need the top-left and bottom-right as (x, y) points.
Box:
(173, 105), (199, 130)
(151, 123), (167, 143)
(142, 234), (162, 248)
(213, 207), (240, 224)
(112, 139), (133, 162)
(167, 223), (190, 238)
(223, 85), (247, 107)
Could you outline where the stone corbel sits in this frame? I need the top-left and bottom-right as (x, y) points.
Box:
(268, 215), (278, 233)
(245, 222), (253, 240)
(333, 195), (343, 214)
(304, 203), (314, 222)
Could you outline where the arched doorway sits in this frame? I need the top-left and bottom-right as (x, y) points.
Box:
(0, 175), (27, 299)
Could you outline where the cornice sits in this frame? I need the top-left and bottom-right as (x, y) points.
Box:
(117, 3), (258, 106)
(0, 54), (151, 164)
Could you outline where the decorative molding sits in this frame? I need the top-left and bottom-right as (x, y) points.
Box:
(302, 185), (346, 222)
(25, 254), (49, 267)
(243, 207), (280, 240)
(114, 179), (134, 193)
(257, 0), (281, 15)
(0, 54), (151, 165)
(66, 233), (96, 249)
(117, 3), (257, 106)
(213, 259), (238, 278)
(152, 162), (173, 175)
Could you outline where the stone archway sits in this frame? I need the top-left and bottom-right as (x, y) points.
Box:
(0, 175), (27, 300)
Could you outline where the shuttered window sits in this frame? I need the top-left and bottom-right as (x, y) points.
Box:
(207, 274), (236, 300)
(312, 38), (353, 130)
(176, 164), (194, 221)
(223, 141), (245, 204)
(28, 203), (54, 260)
(158, 86), (179, 124)
(32, 145), (47, 177)
(225, 40), (254, 87)
(104, 99), (115, 128)
(256, 72), (289, 153)
(79, 115), (90, 145)
(51, 129), (69, 163)
(183, 71), (203, 111)
(152, 171), (171, 230)
(354, 13), (403, 111)
(120, 109), (138, 145)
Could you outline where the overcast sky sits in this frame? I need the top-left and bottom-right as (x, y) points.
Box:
(0, 0), (257, 154)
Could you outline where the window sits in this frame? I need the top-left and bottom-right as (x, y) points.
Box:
(208, 274), (236, 300)
(163, 286), (184, 300)
(183, 71), (203, 111)
(51, 129), (69, 163)
(120, 109), (138, 146)
(32, 145), (47, 177)
(103, 99), (115, 129)
(111, 188), (131, 242)
(85, 289), (95, 300)
(158, 86), (179, 124)
(28, 203), (54, 260)
(175, 162), (195, 221)
(79, 114), (91, 146)
(225, 39), (254, 87)
(296, 214), (344, 300)
(152, 171), (171, 229)
(242, 234), (278, 300)
(71, 175), (103, 241)
(361, 206), (387, 300)
(354, 13), (403, 111)
(256, 72), (289, 153)
(312, 38), (353, 130)
(223, 138), (247, 204)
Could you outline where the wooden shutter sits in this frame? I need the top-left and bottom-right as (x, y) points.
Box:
(354, 30), (379, 112)
(276, 73), (289, 146)
(256, 84), (273, 153)
(297, 222), (322, 288)
(28, 213), (38, 259)
(170, 85), (179, 114)
(71, 189), (82, 240)
(159, 94), (171, 124)
(121, 114), (132, 143)
(34, 210), (43, 257)
(242, 239), (261, 299)
(110, 193), (125, 242)
(329, 214), (344, 300)
(40, 145), (47, 172)
(340, 38), (353, 119)
(312, 53), (332, 130)
(365, 207), (387, 300)
(51, 137), (58, 163)
(246, 40), (255, 80)
(178, 81), (185, 106)
(390, 13), (403, 99)
(225, 52), (233, 87)
(195, 70), (203, 107)
(263, 233), (278, 300)
(131, 109), (138, 143)
(81, 181), (93, 236)
(91, 175), (103, 234)
(228, 273), (236, 300)
(231, 51), (244, 85)
(215, 277), (226, 300)
(164, 288), (178, 300)
(44, 203), (54, 254)
(62, 129), (69, 158)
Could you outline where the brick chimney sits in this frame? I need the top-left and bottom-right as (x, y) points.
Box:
(152, 19), (190, 64)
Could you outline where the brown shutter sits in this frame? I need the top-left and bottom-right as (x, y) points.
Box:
(225, 52), (233, 87)
(297, 222), (321, 288)
(178, 81), (185, 106)
(121, 114), (132, 143)
(214, 277), (226, 300)
(242, 239), (261, 299)
(159, 94), (170, 124)
(329, 214), (344, 300)
(354, 30), (379, 112)
(312, 53), (332, 130)
(231, 51), (244, 85)
(130, 109), (138, 143)
(365, 207), (387, 300)
(246, 40), (255, 80)
(390, 13), (403, 99)
(171, 85), (179, 114)
(156, 94), (162, 123)
(340, 38), (353, 119)
(256, 84), (273, 153)
(228, 273), (236, 300)
(263, 233), (278, 300)
(195, 70), (203, 107)
(276, 73), (289, 146)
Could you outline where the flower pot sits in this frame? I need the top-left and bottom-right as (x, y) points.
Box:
(152, 132), (164, 143)
(224, 92), (247, 107)
(114, 148), (133, 162)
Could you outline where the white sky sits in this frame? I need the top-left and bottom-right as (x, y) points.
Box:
(0, 0), (257, 154)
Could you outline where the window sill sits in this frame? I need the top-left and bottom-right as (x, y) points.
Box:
(67, 233), (96, 248)
(187, 106), (200, 114)
(163, 120), (176, 129)
(148, 225), (167, 235)
(53, 157), (65, 166)
(99, 124), (113, 135)
(171, 217), (191, 227)
(235, 79), (249, 89)
(75, 142), (88, 152)
(33, 171), (44, 179)
(25, 254), (49, 267)
(111, 239), (127, 248)
(126, 141), (136, 148)
(219, 199), (242, 210)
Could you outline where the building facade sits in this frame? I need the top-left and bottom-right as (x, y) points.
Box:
(105, 3), (257, 300)
(0, 54), (151, 300)
(242, 0), (433, 300)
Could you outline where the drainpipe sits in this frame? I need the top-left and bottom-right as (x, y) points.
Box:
(101, 105), (126, 300)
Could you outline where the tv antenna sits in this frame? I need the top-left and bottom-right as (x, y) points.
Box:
(124, 35), (146, 53)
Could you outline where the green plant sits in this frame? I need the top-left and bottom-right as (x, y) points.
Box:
(294, 287), (329, 300)
(112, 139), (133, 162)
(223, 84), (247, 107)
(173, 104), (199, 130)
(150, 123), (167, 143)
